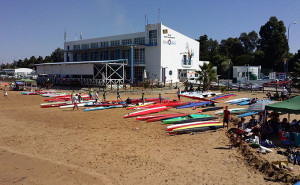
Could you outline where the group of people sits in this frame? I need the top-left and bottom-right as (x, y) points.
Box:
(266, 87), (288, 101)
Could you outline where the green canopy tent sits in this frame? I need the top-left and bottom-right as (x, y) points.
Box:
(265, 95), (300, 121)
(19, 78), (36, 90)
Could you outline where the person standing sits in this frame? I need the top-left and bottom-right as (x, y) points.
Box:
(95, 91), (99, 103)
(281, 87), (288, 101)
(71, 90), (74, 99)
(4, 90), (9, 99)
(103, 91), (107, 102)
(78, 92), (82, 103)
(89, 88), (93, 100)
(233, 117), (246, 149)
(117, 90), (122, 101)
(223, 106), (231, 129)
(177, 88), (181, 100)
(142, 92), (145, 104)
(72, 94), (79, 111)
(159, 93), (162, 103)
(247, 115), (261, 144)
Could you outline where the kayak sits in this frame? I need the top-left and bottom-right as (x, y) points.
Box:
(211, 94), (235, 100)
(171, 122), (223, 132)
(238, 100), (251, 106)
(198, 107), (224, 113)
(214, 108), (246, 114)
(124, 106), (171, 118)
(162, 114), (212, 124)
(224, 98), (249, 103)
(238, 111), (258, 118)
(59, 102), (94, 108)
(145, 113), (190, 123)
(217, 108), (248, 115)
(136, 114), (184, 121)
(167, 121), (221, 132)
(169, 125), (223, 135)
(230, 98), (251, 105)
(166, 116), (219, 125)
(176, 101), (211, 109)
(84, 107), (110, 112)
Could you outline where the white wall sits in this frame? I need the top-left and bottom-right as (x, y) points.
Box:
(160, 24), (202, 82)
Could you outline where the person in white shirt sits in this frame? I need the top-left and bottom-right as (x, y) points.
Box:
(72, 94), (79, 111)
(95, 91), (99, 103)
(4, 90), (9, 99)
(281, 87), (288, 101)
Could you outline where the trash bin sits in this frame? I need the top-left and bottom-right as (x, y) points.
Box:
(293, 132), (300, 146)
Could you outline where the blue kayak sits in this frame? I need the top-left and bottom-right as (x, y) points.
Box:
(176, 101), (210, 109)
(211, 94), (235, 100)
(238, 111), (258, 118)
(238, 100), (251, 106)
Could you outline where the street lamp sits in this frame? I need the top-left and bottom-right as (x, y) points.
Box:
(286, 21), (297, 80)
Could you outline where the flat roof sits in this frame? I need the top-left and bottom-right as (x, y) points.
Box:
(34, 59), (128, 66)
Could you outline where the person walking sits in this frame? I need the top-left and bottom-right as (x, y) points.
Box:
(72, 94), (79, 111)
(89, 88), (93, 100)
(103, 91), (107, 102)
(4, 90), (9, 99)
(142, 92), (145, 104)
(159, 93), (162, 103)
(177, 88), (181, 100)
(95, 91), (99, 103)
(78, 92), (82, 103)
(117, 90), (122, 101)
(223, 106), (231, 129)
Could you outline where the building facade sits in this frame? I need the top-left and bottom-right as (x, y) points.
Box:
(63, 23), (202, 83)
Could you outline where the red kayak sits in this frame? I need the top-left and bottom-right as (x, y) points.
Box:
(146, 113), (189, 123)
(124, 106), (171, 118)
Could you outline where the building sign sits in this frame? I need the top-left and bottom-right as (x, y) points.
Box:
(163, 29), (168, 34)
(163, 33), (176, 45)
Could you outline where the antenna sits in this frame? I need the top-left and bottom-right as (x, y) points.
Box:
(64, 31), (67, 42)
(80, 33), (83, 40)
(158, 9), (160, 23)
(145, 14), (147, 26)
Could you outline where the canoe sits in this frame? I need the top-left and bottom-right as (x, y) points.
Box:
(167, 121), (221, 132)
(136, 114), (184, 121)
(162, 114), (212, 124)
(169, 125), (223, 135)
(211, 94), (235, 100)
(165, 116), (219, 125)
(124, 106), (171, 118)
(198, 107), (224, 113)
(238, 111), (258, 118)
(224, 98), (249, 103)
(176, 101), (210, 109)
(145, 113), (190, 123)
(230, 98), (251, 105)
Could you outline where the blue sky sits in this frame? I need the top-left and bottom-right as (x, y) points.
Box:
(0, 0), (299, 63)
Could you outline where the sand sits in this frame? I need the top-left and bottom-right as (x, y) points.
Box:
(0, 88), (298, 185)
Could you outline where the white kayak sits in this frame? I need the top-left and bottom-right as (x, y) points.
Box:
(214, 108), (246, 114)
(224, 98), (250, 103)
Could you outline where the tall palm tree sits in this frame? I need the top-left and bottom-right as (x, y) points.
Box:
(196, 63), (217, 92)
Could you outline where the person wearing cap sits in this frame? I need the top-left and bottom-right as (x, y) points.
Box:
(72, 94), (79, 111)
(223, 106), (231, 129)
(233, 117), (246, 149)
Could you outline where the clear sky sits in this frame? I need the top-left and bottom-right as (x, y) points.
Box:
(0, 0), (299, 64)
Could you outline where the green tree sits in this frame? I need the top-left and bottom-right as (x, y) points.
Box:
(239, 31), (259, 54)
(50, 48), (64, 62)
(219, 37), (244, 63)
(196, 63), (217, 91)
(259, 16), (288, 71)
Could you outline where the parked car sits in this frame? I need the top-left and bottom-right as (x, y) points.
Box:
(262, 80), (291, 87)
(241, 83), (263, 90)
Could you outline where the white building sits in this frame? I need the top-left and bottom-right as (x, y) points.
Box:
(233, 66), (261, 83)
(36, 23), (203, 85)
(1, 68), (34, 77)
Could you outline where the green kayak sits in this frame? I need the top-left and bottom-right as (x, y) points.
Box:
(162, 114), (212, 124)
(219, 108), (248, 115)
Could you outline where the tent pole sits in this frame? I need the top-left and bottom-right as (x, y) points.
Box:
(288, 113), (290, 122)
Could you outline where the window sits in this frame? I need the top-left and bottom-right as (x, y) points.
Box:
(91, 43), (98, 48)
(183, 55), (187, 65)
(149, 30), (157, 45)
(74, 45), (80, 50)
(111, 40), (120, 46)
(110, 50), (117, 60)
(134, 37), (145, 45)
(122, 50), (130, 61)
(100, 41), (108, 47)
(122, 39), (132, 45)
(134, 48), (145, 64)
(82, 44), (89, 49)
(67, 46), (70, 51)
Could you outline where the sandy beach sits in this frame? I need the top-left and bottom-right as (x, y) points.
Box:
(0, 89), (299, 185)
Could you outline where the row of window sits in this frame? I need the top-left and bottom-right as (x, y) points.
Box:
(72, 49), (145, 64)
(71, 37), (145, 50)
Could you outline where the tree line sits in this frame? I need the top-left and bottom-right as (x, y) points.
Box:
(0, 48), (64, 70)
(197, 16), (300, 78)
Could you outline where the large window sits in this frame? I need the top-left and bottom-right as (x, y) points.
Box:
(149, 30), (157, 45)
(134, 37), (145, 45)
(134, 48), (145, 64)
(111, 40), (120, 46)
(82, 44), (89, 49)
(74, 45), (80, 50)
(110, 50), (117, 60)
(100, 41), (108, 47)
(91, 43), (98, 48)
(122, 50), (130, 60)
(122, 39), (132, 45)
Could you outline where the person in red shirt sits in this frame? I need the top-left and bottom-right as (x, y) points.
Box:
(223, 106), (231, 129)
